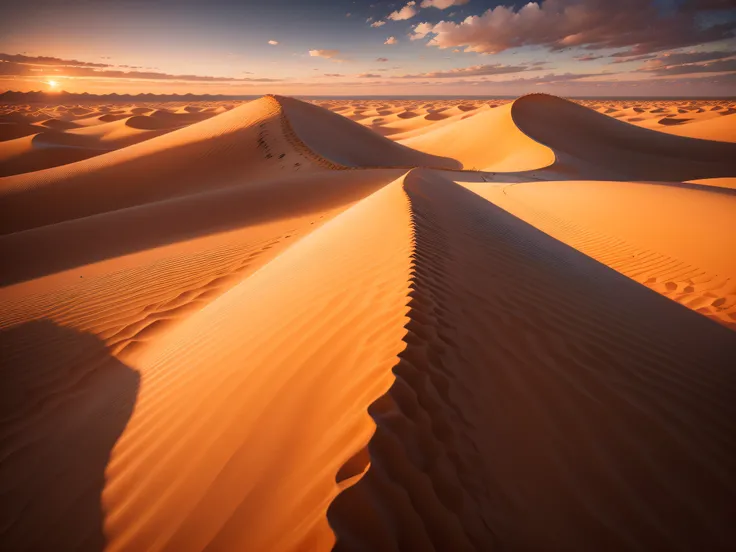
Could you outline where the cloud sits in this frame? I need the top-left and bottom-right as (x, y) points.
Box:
(323, 73), (344, 77)
(0, 53), (112, 68)
(643, 50), (735, 67)
(656, 59), (736, 74)
(610, 54), (658, 64)
(410, 0), (736, 55)
(638, 52), (736, 75)
(370, 20), (386, 27)
(385, 37), (398, 45)
(495, 72), (602, 85)
(683, 0), (735, 9)
(268, 40), (279, 45)
(357, 73), (382, 78)
(420, 0), (469, 8)
(388, 1), (418, 21)
(575, 54), (605, 61)
(0, 53), (283, 82)
(376, 57), (389, 62)
(308, 49), (344, 62)
(398, 63), (530, 78)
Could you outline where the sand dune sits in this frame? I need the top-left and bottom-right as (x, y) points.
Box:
(399, 101), (555, 172)
(510, 94), (736, 180)
(312, 97), (736, 142)
(461, 179), (736, 329)
(277, 95), (458, 169)
(1, 93), (735, 552)
(661, 112), (736, 142)
(0, 97), (330, 232)
(0, 133), (101, 178)
(396, 94), (736, 179)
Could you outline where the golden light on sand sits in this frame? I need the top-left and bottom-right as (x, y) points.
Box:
(0, 92), (735, 552)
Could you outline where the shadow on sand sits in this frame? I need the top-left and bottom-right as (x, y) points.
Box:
(0, 320), (139, 551)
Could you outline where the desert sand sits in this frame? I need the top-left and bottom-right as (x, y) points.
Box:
(1, 93), (735, 551)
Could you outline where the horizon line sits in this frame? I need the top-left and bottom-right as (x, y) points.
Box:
(2, 89), (735, 101)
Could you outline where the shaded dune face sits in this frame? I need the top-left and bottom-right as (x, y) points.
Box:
(509, 94), (736, 181)
(275, 95), (460, 169)
(0, 93), (735, 552)
(0, 321), (139, 551)
(328, 170), (736, 551)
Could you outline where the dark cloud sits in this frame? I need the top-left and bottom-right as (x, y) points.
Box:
(610, 53), (658, 63)
(640, 57), (736, 75)
(575, 54), (605, 61)
(0, 53), (112, 67)
(411, 0), (736, 56)
(0, 55), (282, 82)
(645, 50), (735, 66)
(682, 0), (736, 10)
(376, 57), (389, 62)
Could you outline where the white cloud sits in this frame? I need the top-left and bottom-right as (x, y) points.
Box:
(388, 1), (418, 21)
(420, 0), (469, 9)
(268, 40), (279, 45)
(370, 20), (386, 27)
(411, 22), (434, 40)
(309, 49), (344, 62)
(384, 37), (398, 45)
(410, 0), (736, 56)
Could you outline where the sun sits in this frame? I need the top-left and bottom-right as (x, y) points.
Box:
(47, 80), (59, 90)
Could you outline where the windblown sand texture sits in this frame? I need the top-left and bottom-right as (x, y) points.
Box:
(1, 93), (735, 551)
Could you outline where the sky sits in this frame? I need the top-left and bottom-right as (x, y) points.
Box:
(1, 0), (735, 97)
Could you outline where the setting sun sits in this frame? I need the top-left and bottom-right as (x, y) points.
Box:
(46, 80), (58, 90)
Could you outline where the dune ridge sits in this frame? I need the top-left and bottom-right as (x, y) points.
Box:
(510, 94), (736, 180)
(0, 97), (335, 233)
(1, 93), (735, 552)
(329, 169), (736, 551)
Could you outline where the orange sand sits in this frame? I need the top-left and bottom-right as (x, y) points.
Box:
(1, 93), (735, 551)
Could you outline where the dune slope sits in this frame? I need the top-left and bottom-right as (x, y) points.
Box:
(101, 179), (413, 551)
(276, 95), (460, 169)
(399, 102), (555, 172)
(1, 94), (735, 552)
(329, 169), (736, 551)
(661, 112), (736, 142)
(0, 96), (336, 234)
(511, 94), (736, 180)
(460, 179), (736, 330)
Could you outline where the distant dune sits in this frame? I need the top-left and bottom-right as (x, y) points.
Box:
(1, 93), (735, 552)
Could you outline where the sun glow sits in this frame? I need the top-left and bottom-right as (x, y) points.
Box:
(47, 80), (59, 90)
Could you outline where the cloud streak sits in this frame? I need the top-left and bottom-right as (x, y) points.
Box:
(0, 53), (112, 68)
(0, 53), (283, 82)
(397, 63), (530, 78)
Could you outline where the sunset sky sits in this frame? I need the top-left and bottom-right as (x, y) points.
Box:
(1, 0), (735, 96)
